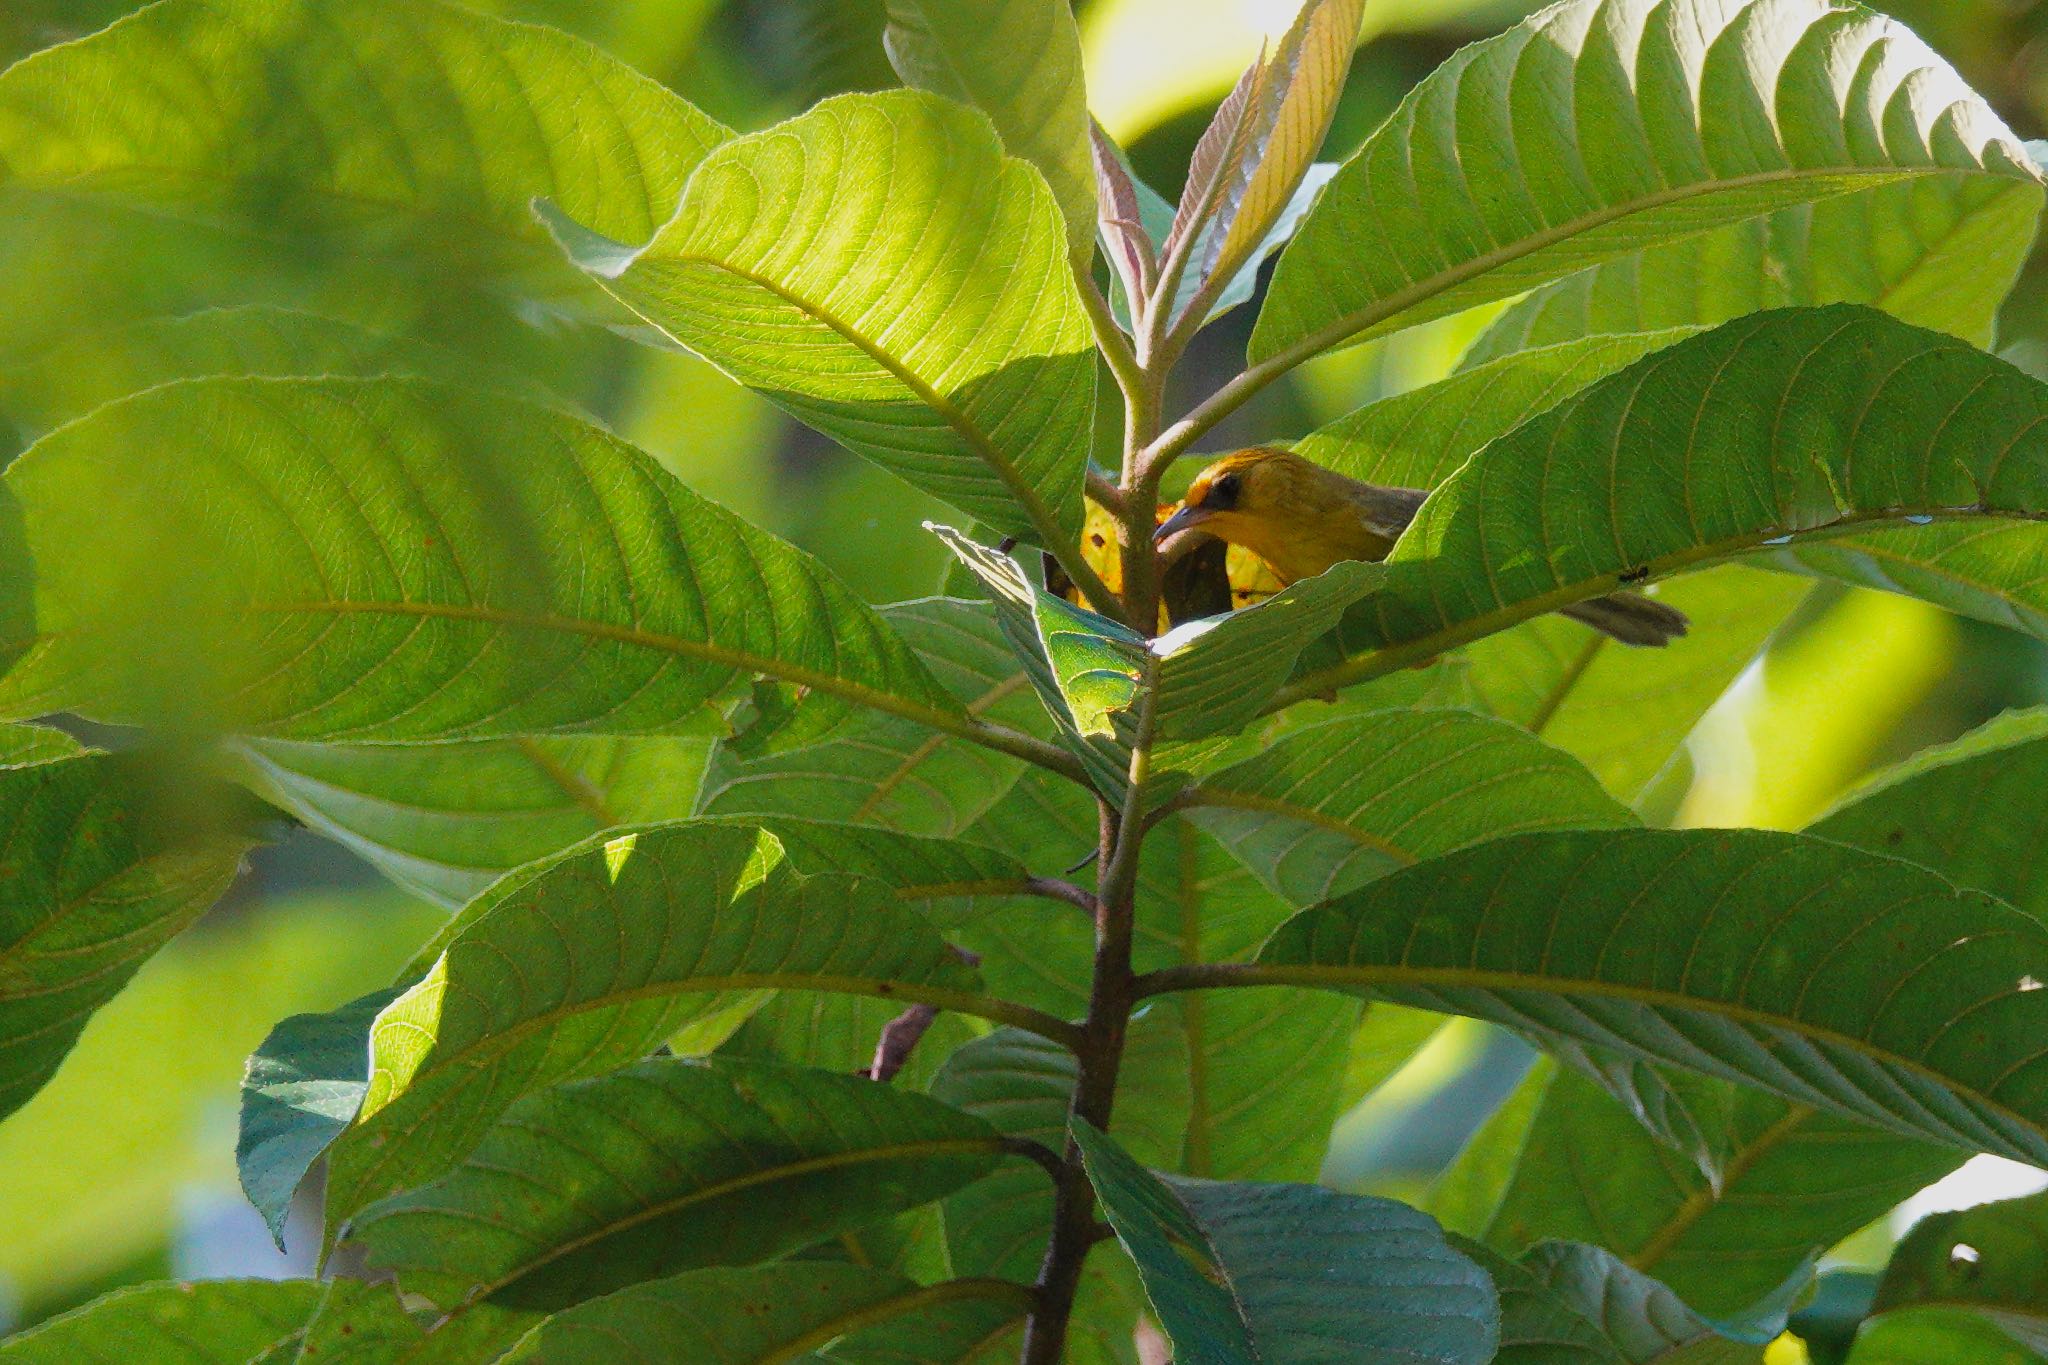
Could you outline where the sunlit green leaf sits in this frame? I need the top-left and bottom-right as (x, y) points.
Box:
(0, 0), (729, 314)
(1464, 172), (2042, 364)
(548, 90), (1096, 548)
(1254, 0), (2040, 364)
(883, 0), (1096, 259)
(349, 1056), (1016, 1311)
(0, 377), (958, 746)
(1074, 1121), (1499, 1365)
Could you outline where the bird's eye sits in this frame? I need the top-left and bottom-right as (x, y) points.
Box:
(1206, 471), (1242, 510)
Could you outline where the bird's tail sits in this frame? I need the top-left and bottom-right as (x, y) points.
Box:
(1562, 591), (1689, 647)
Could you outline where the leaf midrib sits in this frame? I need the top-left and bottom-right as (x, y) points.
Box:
(405, 1136), (1020, 1302)
(639, 249), (1077, 550)
(1146, 961), (2046, 1162)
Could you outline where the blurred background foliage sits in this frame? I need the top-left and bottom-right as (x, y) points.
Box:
(6, 0), (2048, 1344)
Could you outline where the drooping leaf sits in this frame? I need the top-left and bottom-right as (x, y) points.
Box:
(347, 1056), (1016, 1311)
(1468, 1238), (1768, 1364)
(1163, 0), (1364, 330)
(0, 376), (958, 746)
(883, 0), (1096, 258)
(1812, 708), (2048, 919)
(1073, 1120), (1499, 1365)
(1186, 709), (1634, 907)
(0, 1280), (321, 1364)
(930, 1019), (1188, 1283)
(1775, 522), (2048, 652)
(321, 822), (1013, 1238)
(500, 1265), (1031, 1363)
(231, 735), (714, 907)
(0, 753), (262, 1121)
(1463, 170), (2042, 365)
(1285, 307), (2048, 700)
(1473, 1065), (1957, 1321)
(237, 988), (402, 1250)
(1869, 1190), (2048, 1353)
(0, 305), (536, 441)
(1237, 827), (2048, 1165)
(1253, 0), (2040, 365)
(547, 90), (1097, 548)
(0, 0), (730, 315)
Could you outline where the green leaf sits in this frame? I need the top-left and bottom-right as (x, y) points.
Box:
(1294, 330), (1697, 491)
(1474, 1065), (1957, 1321)
(0, 753), (261, 1121)
(0, 1280), (322, 1363)
(347, 1056), (1016, 1311)
(1848, 1308), (2048, 1365)
(1871, 1190), (2048, 1353)
(291, 1276), (539, 1363)
(942, 525), (1382, 751)
(1073, 1120), (1499, 1365)
(1036, 593), (1151, 739)
(1253, 0), (2040, 364)
(1464, 566), (1809, 808)
(0, 0), (729, 314)
(1237, 827), (2048, 1165)
(0, 305), (536, 442)
(237, 988), (402, 1250)
(930, 1019), (1188, 1282)
(702, 599), (1043, 838)
(547, 89), (1096, 548)
(882, 0), (1096, 260)
(1812, 708), (2048, 918)
(231, 735), (713, 907)
(1469, 1239), (1767, 1364)
(1186, 709), (1634, 907)
(321, 821), (1023, 1238)
(1286, 307), (2048, 699)
(1773, 522), (2048, 651)
(0, 723), (83, 768)
(0, 376), (959, 746)
(1463, 170), (2042, 365)
(502, 1265), (1031, 1362)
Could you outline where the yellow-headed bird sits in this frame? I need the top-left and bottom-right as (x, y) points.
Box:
(1155, 448), (1688, 647)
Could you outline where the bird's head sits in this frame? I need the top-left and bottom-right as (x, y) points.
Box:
(1154, 447), (1329, 555)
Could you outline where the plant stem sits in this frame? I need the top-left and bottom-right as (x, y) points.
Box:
(1020, 303), (1171, 1359)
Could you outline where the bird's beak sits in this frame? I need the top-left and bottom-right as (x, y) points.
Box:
(1154, 505), (1209, 544)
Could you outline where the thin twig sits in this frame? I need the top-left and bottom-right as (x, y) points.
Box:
(1024, 876), (1101, 916)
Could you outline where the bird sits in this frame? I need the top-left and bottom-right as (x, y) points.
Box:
(1153, 447), (1688, 647)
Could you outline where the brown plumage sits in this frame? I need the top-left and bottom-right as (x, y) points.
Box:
(1154, 448), (1688, 647)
